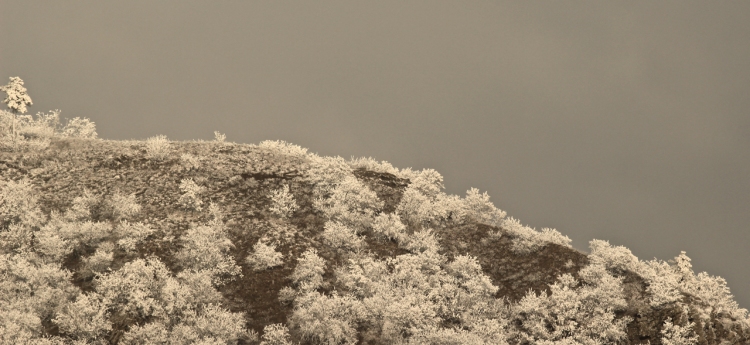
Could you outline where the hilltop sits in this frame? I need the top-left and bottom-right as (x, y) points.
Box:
(1, 109), (749, 344)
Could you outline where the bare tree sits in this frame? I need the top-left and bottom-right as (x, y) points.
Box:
(0, 76), (33, 146)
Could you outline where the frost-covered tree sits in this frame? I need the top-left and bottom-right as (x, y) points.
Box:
(145, 134), (171, 161)
(269, 184), (299, 219)
(246, 239), (284, 271)
(290, 248), (326, 292)
(52, 291), (111, 342)
(313, 175), (384, 232)
(0, 76), (33, 145)
(260, 323), (297, 345)
(371, 212), (408, 243)
(179, 178), (206, 211)
(321, 220), (364, 252)
(174, 222), (242, 285)
(0, 177), (46, 230)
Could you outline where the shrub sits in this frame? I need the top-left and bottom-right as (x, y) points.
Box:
(63, 188), (100, 221)
(321, 220), (364, 252)
(246, 240), (284, 271)
(95, 257), (173, 321)
(313, 175), (383, 232)
(269, 184), (299, 219)
(214, 131), (226, 142)
(587, 239), (640, 275)
(461, 187), (507, 227)
(52, 292), (111, 341)
(145, 135), (171, 161)
(347, 156), (400, 176)
(179, 178), (206, 211)
(302, 154), (353, 200)
(288, 291), (366, 345)
(258, 140), (308, 158)
(661, 314), (699, 345)
(0, 178), (46, 229)
(401, 228), (442, 254)
(290, 248), (326, 292)
(371, 212), (407, 243)
(260, 323), (296, 345)
(179, 153), (201, 172)
(500, 217), (548, 255)
(104, 190), (142, 222)
(115, 221), (156, 254)
(79, 242), (115, 279)
(174, 222), (242, 285)
(60, 116), (98, 139)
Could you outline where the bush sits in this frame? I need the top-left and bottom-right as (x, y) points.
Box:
(95, 257), (173, 321)
(246, 240), (284, 271)
(302, 154), (353, 201)
(347, 156), (400, 176)
(0, 178), (46, 230)
(60, 117), (97, 139)
(63, 188), (100, 221)
(321, 220), (364, 252)
(371, 212), (407, 243)
(288, 291), (365, 345)
(103, 190), (142, 222)
(214, 131), (226, 143)
(79, 242), (115, 279)
(260, 323), (296, 345)
(52, 292), (111, 341)
(661, 313), (699, 345)
(114, 221), (156, 254)
(587, 239), (640, 275)
(313, 175), (383, 232)
(179, 153), (202, 172)
(290, 248), (326, 292)
(145, 135), (171, 161)
(500, 217), (548, 255)
(269, 184), (299, 219)
(179, 178), (206, 211)
(258, 140), (309, 158)
(174, 222), (242, 285)
(461, 187), (506, 227)
(401, 228), (442, 254)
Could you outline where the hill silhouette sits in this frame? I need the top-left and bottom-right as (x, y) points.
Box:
(1, 109), (748, 344)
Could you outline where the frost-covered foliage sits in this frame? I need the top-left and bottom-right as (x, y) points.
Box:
(401, 228), (442, 254)
(214, 130), (226, 142)
(145, 134), (171, 161)
(246, 239), (284, 271)
(260, 323), (296, 345)
(290, 248), (326, 292)
(179, 153), (202, 172)
(34, 212), (113, 263)
(59, 116), (98, 139)
(660, 307), (699, 345)
(174, 221), (242, 285)
(120, 303), (255, 345)
(63, 188), (100, 221)
(500, 217), (572, 255)
(588, 239), (641, 275)
(302, 154), (353, 200)
(507, 262), (632, 345)
(0, 253), (79, 342)
(79, 241), (115, 279)
(96, 257), (174, 320)
(371, 212), (407, 243)
(269, 184), (299, 219)
(179, 178), (206, 211)
(259, 139), (309, 158)
(347, 156), (400, 176)
(313, 175), (384, 232)
(462, 187), (507, 227)
(52, 292), (111, 341)
(103, 190), (142, 221)
(0, 76), (32, 114)
(0, 178), (46, 230)
(321, 220), (364, 252)
(311, 249), (507, 345)
(114, 220), (156, 254)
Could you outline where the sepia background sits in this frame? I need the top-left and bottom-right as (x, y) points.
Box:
(2, 1), (748, 310)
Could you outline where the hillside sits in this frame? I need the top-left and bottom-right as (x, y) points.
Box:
(1, 110), (749, 345)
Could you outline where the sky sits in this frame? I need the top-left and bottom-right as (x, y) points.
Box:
(2, 1), (748, 310)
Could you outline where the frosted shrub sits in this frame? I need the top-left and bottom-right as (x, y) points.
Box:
(588, 239), (640, 275)
(508, 270), (631, 345)
(214, 131), (226, 142)
(52, 292), (111, 341)
(180, 153), (201, 172)
(288, 291), (365, 345)
(260, 323), (296, 345)
(179, 178), (205, 211)
(246, 240), (284, 271)
(347, 156), (400, 175)
(174, 223), (242, 285)
(691, 271), (748, 319)
(462, 187), (507, 227)
(60, 117), (98, 139)
(258, 139), (308, 158)
(661, 314), (699, 345)
(401, 228), (442, 254)
(313, 175), (383, 232)
(290, 248), (326, 292)
(95, 257), (172, 320)
(104, 190), (141, 221)
(269, 184), (299, 219)
(2, 223), (35, 254)
(302, 154), (353, 200)
(537, 228), (572, 249)
(115, 221), (155, 253)
(0, 178), (46, 229)
(371, 212), (407, 243)
(145, 135), (171, 161)
(431, 192), (469, 227)
(321, 220), (363, 252)
(79, 242), (115, 279)
(501, 217), (548, 255)
(63, 188), (99, 221)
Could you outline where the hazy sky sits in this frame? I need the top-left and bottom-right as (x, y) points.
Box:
(2, 1), (748, 310)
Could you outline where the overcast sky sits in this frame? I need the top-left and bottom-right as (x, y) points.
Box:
(2, 1), (748, 310)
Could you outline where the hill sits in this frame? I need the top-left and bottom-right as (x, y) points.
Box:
(1, 109), (749, 344)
